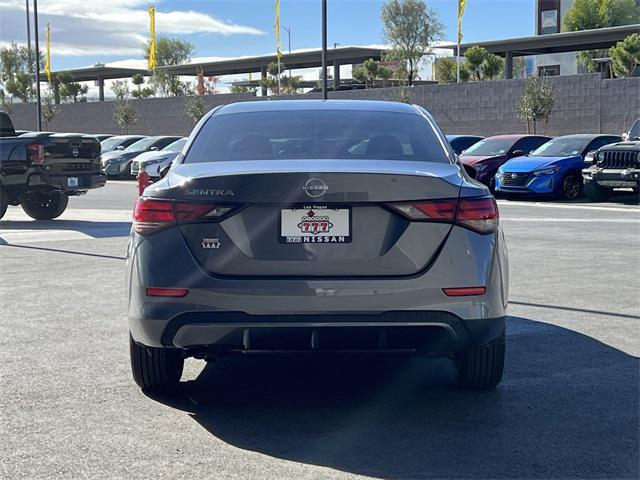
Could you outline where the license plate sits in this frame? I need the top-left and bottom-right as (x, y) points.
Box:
(280, 206), (351, 244)
(67, 177), (79, 188)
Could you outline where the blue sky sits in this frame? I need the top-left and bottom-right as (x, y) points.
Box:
(0, 0), (536, 70)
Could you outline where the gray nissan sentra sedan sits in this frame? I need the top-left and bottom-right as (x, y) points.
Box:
(126, 100), (509, 392)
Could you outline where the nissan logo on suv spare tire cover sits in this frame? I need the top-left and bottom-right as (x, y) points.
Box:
(302, 178), (328, 198)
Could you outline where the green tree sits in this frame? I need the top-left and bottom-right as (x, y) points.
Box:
(281, 74), (303, 95)
(260, 62), (292, 95)
(483, 53), (504, 80)
(230, 84), (257, 94)
(130, 74), (154, 99)
(0, 89), (13, 113)
(563, 0), (640, 71)
(184, 94), (205, 124)
(434, 57), (457, 84)
(464, 46), (487, 81)
(0, 43), (42, 102)
(381, 0), (444, 86)
(143, 36), (194, 97)
(57, 72), (88, 103)
(352, 65), (368, 85)
(112, 81), (137, 134)
(41, 93), (59, 129)
(609, 33), (640, 77)
(512, 57), (528, 79)
(378, 65), (393, 87)
(518, 77), (555, 134)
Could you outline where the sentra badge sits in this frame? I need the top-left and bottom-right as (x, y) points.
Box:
(186, 188), (234, 197)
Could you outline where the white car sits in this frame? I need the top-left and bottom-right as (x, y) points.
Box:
(130, 138), (187, 178)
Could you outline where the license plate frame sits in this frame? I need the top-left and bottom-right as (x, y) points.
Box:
(279, 205), (352, 244)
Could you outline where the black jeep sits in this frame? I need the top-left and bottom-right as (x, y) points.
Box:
(582, 118), (640, 202)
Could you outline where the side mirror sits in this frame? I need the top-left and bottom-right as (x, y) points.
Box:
(622, 132), (629, 142)
(510, 149), (525, 158)
(116, 145), (125, 150)
(150, 146), (158, 151)
(159, 164), (171, 179)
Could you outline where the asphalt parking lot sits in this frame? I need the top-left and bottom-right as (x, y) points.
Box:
(1, 181), (638, 480)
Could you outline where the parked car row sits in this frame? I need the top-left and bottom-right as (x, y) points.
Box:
(446, 125), (638, 201)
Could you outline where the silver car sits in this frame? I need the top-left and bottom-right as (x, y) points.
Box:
(127, 100), (509, 393)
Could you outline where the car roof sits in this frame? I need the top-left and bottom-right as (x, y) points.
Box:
(446, 135), (484, 140)
(217, 100), (420, 115)
(550, 134), (619, 140)
(485, 134), (549, 140)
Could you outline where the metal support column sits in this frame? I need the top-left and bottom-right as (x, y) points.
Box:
(333, 60), (340, 90)
(97, 77), (105, 102)
(321, 0), (328, 99)
(504, 51), (513, 80)
(260, 66), (268, 97)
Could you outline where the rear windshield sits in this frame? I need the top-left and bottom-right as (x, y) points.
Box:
(184, 110), (449, 163)
(463, 138), (515, 156)
(530, 137), (590, 157)
(125, 137), (158, 152)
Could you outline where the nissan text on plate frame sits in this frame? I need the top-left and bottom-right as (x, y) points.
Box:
(126, 100), (509, 393)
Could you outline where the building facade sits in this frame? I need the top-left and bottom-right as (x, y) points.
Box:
(533, 0), (582, 76)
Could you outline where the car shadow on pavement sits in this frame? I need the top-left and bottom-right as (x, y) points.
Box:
(149, 316), (639, 479)
(0, 220), (131, 239)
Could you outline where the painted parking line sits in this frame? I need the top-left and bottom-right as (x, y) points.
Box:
(0, 207), (132, 245)
(502, 218), (639, 223)
(497, 200), (640, 213)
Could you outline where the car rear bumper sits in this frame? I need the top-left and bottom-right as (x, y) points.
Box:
(133, 311), (505, 355)
(582, 167), (640, 188)
(127, 225), (509, 349)
(27, 172), (107, 192)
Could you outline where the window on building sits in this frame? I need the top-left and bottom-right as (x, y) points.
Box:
(538, 0), (561, 35)
(538, 65), (560, 77)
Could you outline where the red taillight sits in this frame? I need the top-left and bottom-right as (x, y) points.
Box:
(388, 196), (498, 234)
(146, 288), (189, 298)
(455, 197), (499, 234)
(132, 198), (236, 235)
(390, 199), (458, 221)
(26, 144), (45, 164)
(133, 198), (175, 235)
(442, 287), (486, 296)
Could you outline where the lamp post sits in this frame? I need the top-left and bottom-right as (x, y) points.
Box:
(33, 0), (42, 131)
(321, 0), (327, 100)
(25, 0), (32, 73)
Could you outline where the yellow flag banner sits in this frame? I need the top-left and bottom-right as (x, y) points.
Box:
(275, 0), (282, 59)
(457, 0), (468, 44)
(45, 22), (51, 82)
(148, 6), (156, 70)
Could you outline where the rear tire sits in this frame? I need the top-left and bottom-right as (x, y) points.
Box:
(583, 179), (611, 202)
(0, 184), (7, 220)
(454, 330), (505, 389)
(21, 191), (69, 220)
(130, 334), (184, 393)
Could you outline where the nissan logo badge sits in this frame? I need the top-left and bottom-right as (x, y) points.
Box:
(302, 178), (328, 198)
(72, 147), (79, 157)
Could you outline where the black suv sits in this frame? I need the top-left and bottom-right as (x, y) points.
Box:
(582, 118), (640, 202)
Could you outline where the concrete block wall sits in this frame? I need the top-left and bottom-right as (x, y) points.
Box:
(6, 74), (639, 138)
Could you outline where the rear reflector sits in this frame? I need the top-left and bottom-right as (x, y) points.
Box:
(387, 196), (498, 234)
(146, 288), (189, 298)
(132, 198), (236, 235)
(442, 287), (486, 297)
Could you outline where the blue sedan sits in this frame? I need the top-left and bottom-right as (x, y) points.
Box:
(495, 134), (621, 199)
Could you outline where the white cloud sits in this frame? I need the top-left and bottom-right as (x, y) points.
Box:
(0, 0), (263, 57)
